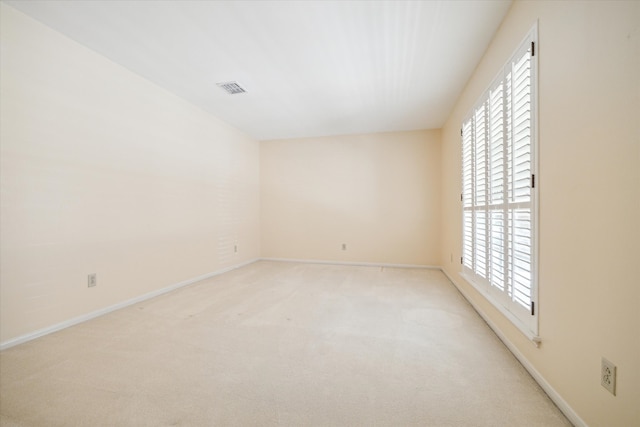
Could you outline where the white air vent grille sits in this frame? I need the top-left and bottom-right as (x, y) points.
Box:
(217, 81), (246, 94)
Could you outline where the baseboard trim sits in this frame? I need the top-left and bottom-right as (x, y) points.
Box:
(260, 257), (440, 270)
(440, 268), (587, 427)
(0, 258), (259, 351)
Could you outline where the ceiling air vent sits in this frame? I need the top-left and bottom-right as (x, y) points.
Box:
(217, 81), (246, 95)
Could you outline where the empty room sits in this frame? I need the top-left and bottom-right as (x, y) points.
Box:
(0, 1), (638, 426)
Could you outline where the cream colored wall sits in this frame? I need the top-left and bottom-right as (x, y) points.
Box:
(261, 130), (441, 266)
(441, 1), (640, 426)
(0, 4), (261, 345)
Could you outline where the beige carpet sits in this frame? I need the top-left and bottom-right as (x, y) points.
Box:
(0, 261), (571, 426)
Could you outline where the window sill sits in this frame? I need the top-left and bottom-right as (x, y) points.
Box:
(456, 272), (541, 346)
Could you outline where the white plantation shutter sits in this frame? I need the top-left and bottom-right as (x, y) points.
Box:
(461, 26), (538, 338)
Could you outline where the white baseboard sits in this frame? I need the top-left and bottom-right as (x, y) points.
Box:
(260, 257), (440, 270)
(440, 268), (587, 427)
(0, 258), (259, 351)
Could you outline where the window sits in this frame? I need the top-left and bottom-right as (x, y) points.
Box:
(461, 26), (538, 339)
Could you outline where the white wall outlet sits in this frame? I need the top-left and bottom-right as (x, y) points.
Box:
(88, 273), (97, 288)
(601, 357), (616, 395)
(341, 243), (346, 251)
(234, 244), (238, 253)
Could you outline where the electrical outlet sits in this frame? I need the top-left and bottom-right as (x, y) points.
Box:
(234, 244), (238, 253)
(601, 357), (616, 395)
(88, 273), (97, 288)
(341, 243), (347, 251)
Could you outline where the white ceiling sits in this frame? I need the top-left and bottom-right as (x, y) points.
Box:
(5, 0), (512, 140)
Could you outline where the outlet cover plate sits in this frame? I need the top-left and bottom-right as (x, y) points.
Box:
(601, 357), (616, 395)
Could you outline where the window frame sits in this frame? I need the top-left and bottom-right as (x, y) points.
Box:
(460, 24), (539, 341)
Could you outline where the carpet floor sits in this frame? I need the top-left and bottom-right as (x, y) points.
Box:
(0, 261), (572, 426)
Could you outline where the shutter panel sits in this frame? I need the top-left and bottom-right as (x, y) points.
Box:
(509, 44), (533, 310)
(462, 121), (474, 270)
(511, 51), (532, 204)
(474, 105), (488, 279)
(489, 83), (506, 291)
(511, 208), (532, 308)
